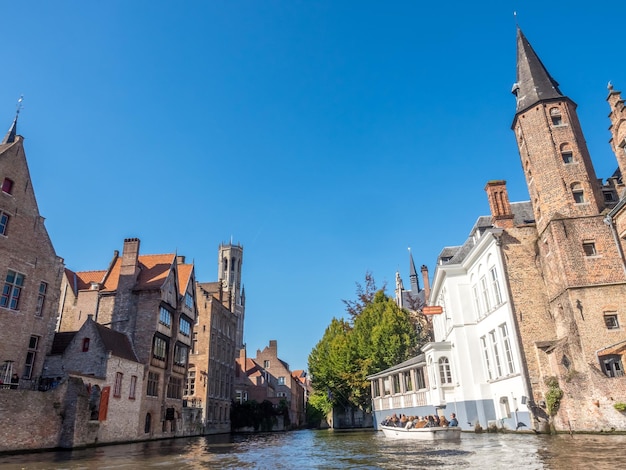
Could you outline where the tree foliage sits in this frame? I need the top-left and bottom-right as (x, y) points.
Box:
(342, 271), (385, 322)
(309, 280), (419, 415)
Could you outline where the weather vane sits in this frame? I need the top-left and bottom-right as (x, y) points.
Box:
(15, 96), (23, 117)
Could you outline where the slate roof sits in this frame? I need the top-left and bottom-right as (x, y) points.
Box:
(438, 202), (534, 266)
(50, 332), (77, 355)
(514, 28), (564, 113)
(93, 322), (140, 362)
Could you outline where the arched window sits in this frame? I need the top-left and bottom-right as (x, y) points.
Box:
(560, 143), (574, 164)
(438, 357), (452, 384)
(222, 258), (228, 274)
(571, 182), (585, 203)
(550, 107), (562, 126)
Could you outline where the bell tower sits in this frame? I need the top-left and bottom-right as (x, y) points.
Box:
(218, 242), (245, 352)
(511, 28), (603, 235)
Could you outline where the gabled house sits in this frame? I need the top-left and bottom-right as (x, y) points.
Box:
(0, 115), (64, 388)
(45, 315), (144, 443)
(57, 238), (198, 440)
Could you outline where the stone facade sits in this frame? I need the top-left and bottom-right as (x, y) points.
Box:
(0, 125), (64, 390)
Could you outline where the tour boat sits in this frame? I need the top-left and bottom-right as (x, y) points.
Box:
(380, 424), (461, 441)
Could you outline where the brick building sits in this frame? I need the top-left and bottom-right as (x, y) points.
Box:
(0, 116), (64, 389)
(235, 340), (305, 428)
(57, 238), (198, 439)
(488, 28), (626, 431)
(185, 280), (237, 434)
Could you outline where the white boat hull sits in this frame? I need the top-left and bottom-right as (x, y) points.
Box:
(380, 425), (461, 441)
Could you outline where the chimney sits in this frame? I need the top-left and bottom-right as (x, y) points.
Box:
(420, 265), (431, 303)
(485, 180), (515, 229)
(121, 238), (140, 276)
(176, 255), (186, 264)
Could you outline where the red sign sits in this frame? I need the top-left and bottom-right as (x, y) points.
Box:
(422, 306), (443, 315)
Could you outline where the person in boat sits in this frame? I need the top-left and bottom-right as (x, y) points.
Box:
(449, 413), (459, 427)
(405, 416), (415, 429)
(433, 415), (441, 427)
(400, 414), (408, 427)
(440, 415), (450, 427)
(414, 416), (427, 428)
(425, 415), (436, 427)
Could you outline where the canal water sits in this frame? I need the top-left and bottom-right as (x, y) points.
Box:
(1, 429), (625, 469)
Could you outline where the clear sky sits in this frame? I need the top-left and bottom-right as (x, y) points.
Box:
(3, 1), (626, 372)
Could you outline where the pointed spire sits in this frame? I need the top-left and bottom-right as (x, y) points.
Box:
(512, 28), (563, 113)
(2, 96), (23, 145)
(408, 247), (420, 293)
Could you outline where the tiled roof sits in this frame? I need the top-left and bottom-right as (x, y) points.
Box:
(177, 263), (194, 296)
(136, 254), (175, 290)
(75, 270), (107, 290)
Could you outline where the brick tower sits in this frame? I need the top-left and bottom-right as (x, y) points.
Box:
(506, 28), (626, 431)
(218, 242), (245, 353)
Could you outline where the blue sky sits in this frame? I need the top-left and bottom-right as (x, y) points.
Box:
(3, 1), (626, 371)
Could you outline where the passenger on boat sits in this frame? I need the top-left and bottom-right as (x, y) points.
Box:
(425, 415), (436, 427)
(449, 413), (459, 427)
(400, 414), (408, 427)
(433, 415), (441, 427)
(440, 415), (450, 427)
(405, 416), (415, 429)
(414, 416), (427, 428)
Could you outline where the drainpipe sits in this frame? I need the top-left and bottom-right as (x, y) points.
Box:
(603, 215), (626, 278)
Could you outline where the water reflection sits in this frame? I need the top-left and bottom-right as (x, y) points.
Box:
(1, 430), (626, 469)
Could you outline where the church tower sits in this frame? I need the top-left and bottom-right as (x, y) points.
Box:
(218, 242), (245, 352)
(512, 28), (604, 235)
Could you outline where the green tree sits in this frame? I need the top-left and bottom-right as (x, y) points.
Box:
(308, 286), (419, 414)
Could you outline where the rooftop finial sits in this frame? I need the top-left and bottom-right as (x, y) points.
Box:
(2, 96), (23, 144)
(608, 81), (614, 91)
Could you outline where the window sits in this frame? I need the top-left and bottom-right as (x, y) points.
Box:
(167, 376), (183, 399)
(403, 371), (413, 392)
(583, 242), (597, 256)
(603, 355), (624, 378)
(185, 292), (193, 309)
(1, 270), (25, 310)
(159, 307), (172, 327)
(147, 372), (159, 397)
(144, 413), (152, 433)
(383, 377), (391, 395)
(438, 357), (452, 384)
(472, 284), (482, 318)
(185, 370), (195, 396)
(192, 332), (197, 354)
(490, 330), (503, 377)
(572, 183), (585, 203)
(23, 335), (40, 379)
(114, 372), (123, 397)
(82, 338), (90, 352)
(372, 380), (380, 398)
(0, 211), (9, 236)
(392, 374), (401, 393)
(35, 282), (47, 316)
(481, 335), (493, 380)
(278, 376), (285, 385)
(490, 267), (503, 306)
(152, 335), (168, 361)
(129, 375), (137, 399)
(480, 276), (491, 312)
(604, 313), (619, 330)
(415, 368), (426, 389)
(179, 317), (191, 337)
(604, 191), (616, 202)
(263, 360), (270, 368)
(174, 343), (188, 366)
(500, 323), (515, 374)
(562, 151), (574, 163)
(550, 107), (562, 125)
(1, 177), (13, 194)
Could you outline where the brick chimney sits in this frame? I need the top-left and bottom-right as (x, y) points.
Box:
(420, 265), (430, 303)
(485, 180), (515, 228)
(121, 238), (140, 275)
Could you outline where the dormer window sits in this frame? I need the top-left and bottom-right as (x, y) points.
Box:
(583, 241), (597, 256)
(550, 107), (563, 126)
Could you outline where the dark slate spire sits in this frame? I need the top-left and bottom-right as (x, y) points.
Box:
(2, 96), (23, 145)
(512, 28), (563, 113)
(408, 248), (420, 293)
